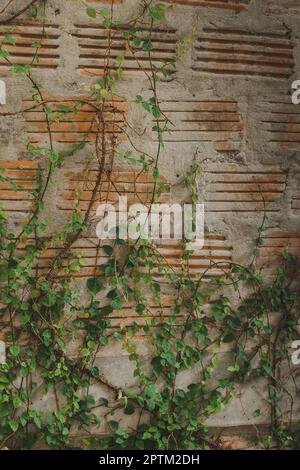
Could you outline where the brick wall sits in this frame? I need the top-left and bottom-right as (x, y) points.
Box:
(0, 0), (300, 447)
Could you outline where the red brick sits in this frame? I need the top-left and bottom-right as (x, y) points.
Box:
(262, 100), (300, 151)
(157, 100), (243, 152)
(0, 161), (38, 214)
(23, 95), (128, 146)
(164, 0), (249, 11)
(58, 167), (170, 215)
(193, 28), (294, 80)
(0, 20), (60, 73)
(73, 24), (177, 76)
(257, 231), (300, 274)
(204, 163), (286, 213)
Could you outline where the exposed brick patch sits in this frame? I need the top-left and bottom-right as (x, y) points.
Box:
(22, 96), (127, 146)
(261, 100), (300, 151)
(13, 232), (232, 278)
(0, 229), (231, 335)
(217, 435), (252, 450)
(0, 20), (60, 72)
(16, 236), (109, 278)
(193, 28), (294, 79)
(11, 232), (231, 333)
(58, 167), (170, 215)
(107, 295), (178, 329)
(73, 24), (177, 76)
(164, 0), (249, 10)
(151, 236), (233, 279)
(16, 232), (232, 285)
(0, 160), (38, 214)
(156, 100), (243, 152)
(257, 231), (300, 274)
(114, 299), (174, 327)
(204, 163), (286, 213)
(76, 278), (178, 329)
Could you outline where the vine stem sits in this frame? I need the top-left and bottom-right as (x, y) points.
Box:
(0, 0), (39, 25)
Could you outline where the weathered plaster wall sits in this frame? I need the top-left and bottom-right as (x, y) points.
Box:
(1, 0), (300, 448)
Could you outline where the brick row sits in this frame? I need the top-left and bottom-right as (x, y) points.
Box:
(58, 167), (170, 214)
(73, 24), (177, 76)
(157, 100), (243, 152)
(204, 163), (286, 212)
(261, 100), (300, 151)
(22, 96), (127, 145)
(14, 234), (232, 281)
(0, 160), (38, 213)
(193, 28), (294, 79)
(148, 236), (233, 279)
(0, 20), (60, 72)
(257, 231), (300, 274)
(164, 0), (249, 10)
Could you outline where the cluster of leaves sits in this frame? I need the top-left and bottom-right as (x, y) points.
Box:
(0, 0), (299, 451)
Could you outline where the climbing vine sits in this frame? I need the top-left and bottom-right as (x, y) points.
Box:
(0, 0), (299, 450)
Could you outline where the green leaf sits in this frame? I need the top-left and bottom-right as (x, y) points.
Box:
(29, 4), (38, 17)
(152, 105), (161, 119)
(57, 337), (65, 350)
(100, 89), (109, 99)
(102, 245), (113, 256)
(227, 364), (240, 373)
(33, 416), (42, 429)
(4, 35), (16, 45)
(136, 303), (146, 315)
(111, 299), (123, 310)
(91, 366), (100, 377)
(87, 395), (95, 405)
(86, 7), (97, 18)
(9, 419), (19, 432)
(99, 397), (109, 407)
(49, 151), (58, 165)
(100, 305), (114, 316)
(42, 330), (52, 347)
(87, 278), (103, 296)
(133, 36), (141, 47)
(108, 420), (119, 432)
(124, 404), (135, 415)
(143, 38), (153, 52)
(103, 18), (111, 29)
(99, 8), (110, 18)
(0, 376), (10, 385)
(149, 4), (166, 22)
(10, 344), (20, 357)
(223, 334), (235, 343)
(0, 49), (10, 59)
(32, 41), (41, 49)
(80, 348), (90, 357)
(11, 64), (30, 74)
(152, 167), (159, 181)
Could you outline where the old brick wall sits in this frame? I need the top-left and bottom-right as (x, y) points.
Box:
(1, 0), (300, 447)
